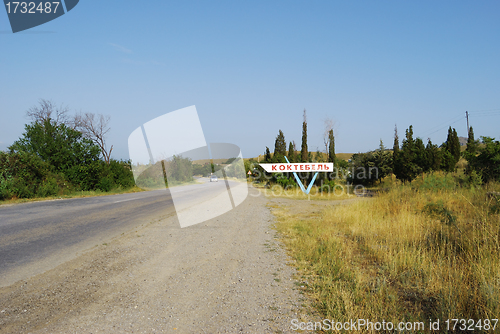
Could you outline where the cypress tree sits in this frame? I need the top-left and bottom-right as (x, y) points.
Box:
(443, 126), (460, 170)
(393, 125), (401, 179)
(301, 109), (308, 162)
(426, 139), (442, 171)
(398, 125), (420, 182)
(328, 129), (335, 163)
(288, 141), (295, 162)
(274, 130), (287, 162)
(451, 128), (461, 164)
(464, 126), (478, 174)
(414, 137), (428, 172)
(264, 147), (271, 162)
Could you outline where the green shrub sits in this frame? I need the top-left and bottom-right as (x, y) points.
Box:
(0, 169), (14, 200)
(417, 172), (457, 191)
(37, 177), (59, 197)
(274, 173), (296, 188)
(319, 179), (336, 193)
(0, 151), (56, 199)
(423, 200), (456, 224)
(97, 176), (113, 192)
(108, 159), (135, 188)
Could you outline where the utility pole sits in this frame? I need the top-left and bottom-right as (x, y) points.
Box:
(466, 111), (469, 133)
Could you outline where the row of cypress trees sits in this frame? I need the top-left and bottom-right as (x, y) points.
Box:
(393, 125), (461, 182)
(263, 110), (336, 164)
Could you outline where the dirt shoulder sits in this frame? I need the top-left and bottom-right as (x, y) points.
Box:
(0, 187), (319, 333)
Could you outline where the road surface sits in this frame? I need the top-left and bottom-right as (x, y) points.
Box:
(0, 186), (317, 333)
(0, 177), (232, 287)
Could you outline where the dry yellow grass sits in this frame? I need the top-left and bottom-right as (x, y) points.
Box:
(273, 184), (500, 330)
(257, 183), (355, 201)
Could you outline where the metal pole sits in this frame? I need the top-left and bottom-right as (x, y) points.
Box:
(466, 111), (469, 133)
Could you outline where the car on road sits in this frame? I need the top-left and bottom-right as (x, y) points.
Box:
(210, 175), (218, 182)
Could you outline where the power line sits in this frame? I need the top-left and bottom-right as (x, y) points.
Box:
(418, 108), (500, 139)
(419, 114), (464, 137)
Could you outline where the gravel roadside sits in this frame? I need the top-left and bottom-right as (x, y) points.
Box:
(0, 187), (317, 333)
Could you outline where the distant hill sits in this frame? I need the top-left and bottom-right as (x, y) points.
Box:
(459, 136), (467, 146)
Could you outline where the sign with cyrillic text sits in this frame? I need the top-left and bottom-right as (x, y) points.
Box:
(259, 163), (334, 173)
(259, 158), (334, 195)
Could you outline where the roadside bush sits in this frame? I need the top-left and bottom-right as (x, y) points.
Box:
(273, 173), (296, 188)
(319, 179), (336, 193)
(37, 176), (59, 197)
(0, 169), (14, 200)
(66, 161), (103, 191)
(107, 159), (135, 189)
(0, 151), (57, 199)
(414, 172), (457, 191)
(96, 176), (113, 192)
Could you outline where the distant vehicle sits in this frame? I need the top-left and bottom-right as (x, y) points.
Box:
(210, 175), (218, 182)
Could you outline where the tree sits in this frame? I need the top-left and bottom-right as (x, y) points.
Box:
(288, 141), (296, 162)
(328, 129), (335, 163)
(464, 126), (478, 174)
(373, 139), (392, 180)
(443, 126), (460, 168)
(466, 136), (500, 183)
(301, 109), (308, 162)
(323, 117), (335, 153)
(393, 125), (402, 179)
(264, 147), (271, 162)
(26, 98), (70, 127)
(395, 125), (421, 182)
(414, 137), (428, 172)
(314, 148), (324, 162)
(74, 112), (113, 164)
(425, 139), (442, 171)
(9, 120), (100, 174)
(273, 130), (287, 162)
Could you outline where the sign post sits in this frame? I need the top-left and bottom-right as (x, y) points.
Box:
(259, 156), (334, 194)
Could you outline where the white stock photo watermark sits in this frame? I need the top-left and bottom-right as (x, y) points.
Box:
(128, 106), (248, 228)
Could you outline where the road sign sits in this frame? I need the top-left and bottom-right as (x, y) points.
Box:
(259, 157), (333, 194)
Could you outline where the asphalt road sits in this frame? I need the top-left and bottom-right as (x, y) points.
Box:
(0, 177), (236, 287)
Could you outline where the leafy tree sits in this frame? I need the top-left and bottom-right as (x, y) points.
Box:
(328, 129), (335, 163)
(165, 155), (193, 184)
(301, 109), (308, 162)
(466, 137), (500, 183)
(350, 141), (392, 186)
(9, 120), (100, 174)
(273, 130), (287, 162)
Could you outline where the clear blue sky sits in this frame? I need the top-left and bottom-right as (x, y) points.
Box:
(1, 1), (499, 159)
